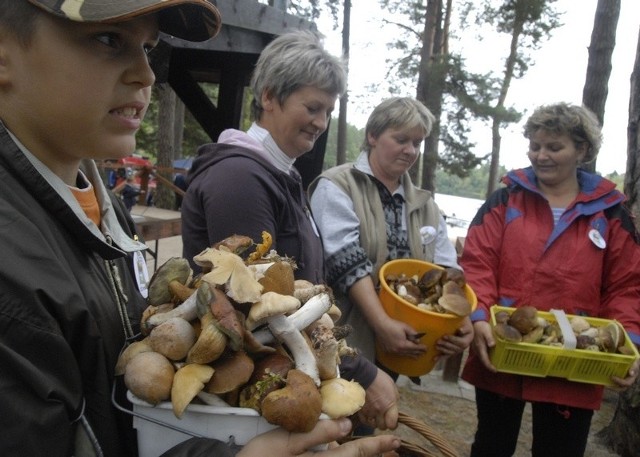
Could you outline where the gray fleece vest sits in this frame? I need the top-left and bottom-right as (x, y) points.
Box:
(310, 163), (441, 286)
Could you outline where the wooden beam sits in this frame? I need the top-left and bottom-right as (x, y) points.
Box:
(168, 58), (219, 140)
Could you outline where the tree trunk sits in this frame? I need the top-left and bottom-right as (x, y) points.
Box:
(624, 27), (640, 215)
(581, 0), (621, 174)
(486, 2), (525, 198)
(597, 26), (640, 456)
(155, 84), (176, 210)
(336, 0), (351, 166)
(416, 0), (447, 192)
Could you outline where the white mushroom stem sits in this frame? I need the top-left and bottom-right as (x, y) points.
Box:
(253, 293), (332, 345)
(196, 391), (232, 408)
(144, 291), (198, 331)
(267, 314), (320, 386)
(310, 324), (340, 380)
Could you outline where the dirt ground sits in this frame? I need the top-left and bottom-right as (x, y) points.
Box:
(385, 381), (619, 457)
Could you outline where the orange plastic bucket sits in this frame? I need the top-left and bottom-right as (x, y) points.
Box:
(376, 259), (477, 377)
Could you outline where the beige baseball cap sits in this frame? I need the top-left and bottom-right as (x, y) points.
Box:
(27, 0), (221, 42)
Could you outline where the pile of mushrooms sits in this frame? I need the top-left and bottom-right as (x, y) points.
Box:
(492, 306), (631, 354)
(383, 267), (472, 317)
(117, 233), (366, 433)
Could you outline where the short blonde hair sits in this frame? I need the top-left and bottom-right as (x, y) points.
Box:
(362, 97), (435, 152)
(523, 103), (602, 164)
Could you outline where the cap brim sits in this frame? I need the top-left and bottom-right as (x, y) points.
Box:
(28, 0), (221, 42)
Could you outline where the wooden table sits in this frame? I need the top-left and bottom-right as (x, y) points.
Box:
(131, 207), (182, 271)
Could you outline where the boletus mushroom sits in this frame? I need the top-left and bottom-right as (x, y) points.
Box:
(493, 323), (522, 343)
(507, 306), (539, 335)
(204, 350), (255, 396)
(437, 281), (472, 316)
(147, 257), (192, 306)
(260, 369), (323, 433)
(148, 317), (197, 361)
(124, 351), (175, 405)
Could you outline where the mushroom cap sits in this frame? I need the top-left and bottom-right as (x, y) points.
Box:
(197, 247), (263, 304)
(436, 281), (472, 316)
(598, 322), (623, 352)
(259, 261), (295, 296)
(249, 352), (294, 384)
(211, 234), (254, 255)
(186, 311), (227, 364)
(207, 286), (245, 351)
(115, 339), (153, 376)
(521, 325), (545, 344)
(443, 267), (466, 287)
(570, 316), (591, 335)
(148, 257), (192, 305)
(437, 293), (472, 316)
(148, 317), (197, 361)
(418, 269), (444, 289)
(204, 350), (255, 394)
(246, 291), (301, 330)
(508, 306), (539, 335)
(261, 369), (323, 433)
(319, 378), (366, 419)
(171, 363), (215, 418)
(124, 351), (175, 405)
(492, 323), (523, 343)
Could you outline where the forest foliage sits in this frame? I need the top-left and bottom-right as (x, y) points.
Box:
(322, 117), (624, 198)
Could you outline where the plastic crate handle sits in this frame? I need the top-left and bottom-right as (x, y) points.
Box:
(550, 309), (577, 350)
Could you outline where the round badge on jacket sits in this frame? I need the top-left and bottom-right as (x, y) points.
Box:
(588, 228), (606, 249)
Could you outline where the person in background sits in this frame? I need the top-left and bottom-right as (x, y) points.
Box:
(173, 172), (187, 210)
(181, 30), (401, 433)
(0, 1), (400, 456)
(114, 173), (142, 211)
(460, 102), (640, 457)
(309, 97), (473, 376)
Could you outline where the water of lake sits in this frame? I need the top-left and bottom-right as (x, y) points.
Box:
(434, 193), (484, 241)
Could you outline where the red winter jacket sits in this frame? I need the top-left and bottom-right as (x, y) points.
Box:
(461, 167), (640, 410)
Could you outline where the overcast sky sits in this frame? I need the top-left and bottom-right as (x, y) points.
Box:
(320, 0), (639, 176)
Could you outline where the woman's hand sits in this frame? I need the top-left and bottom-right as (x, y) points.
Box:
(436, 317), (474, 356)
(375, 318), (427, 358)
(348, 276), (424, 357)
(237, 418), (401, 457)
(471, 321), (497, 372)
(610, 358), (639, 391)
(357, 368), (400, 431)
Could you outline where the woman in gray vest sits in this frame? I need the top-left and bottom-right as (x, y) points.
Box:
(309, 97), (473, 375)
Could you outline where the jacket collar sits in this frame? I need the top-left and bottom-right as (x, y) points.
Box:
(0, 121), (146, 258)
(503, 166), (624, 211)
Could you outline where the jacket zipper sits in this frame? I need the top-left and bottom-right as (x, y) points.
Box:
(104, 236), (135, 340)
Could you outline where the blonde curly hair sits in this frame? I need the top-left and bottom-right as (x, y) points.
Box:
(523, 103), (602, 164)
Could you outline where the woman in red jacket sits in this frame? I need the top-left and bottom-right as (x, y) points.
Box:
(461, 103), (640, 457)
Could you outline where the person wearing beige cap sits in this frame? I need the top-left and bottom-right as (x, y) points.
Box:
(0, 1), (400, 456)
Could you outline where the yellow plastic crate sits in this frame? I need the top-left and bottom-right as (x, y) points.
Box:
(489, 306), (639, 386)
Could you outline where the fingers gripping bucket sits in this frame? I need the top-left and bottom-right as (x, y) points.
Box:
(376, 259), (477, 377)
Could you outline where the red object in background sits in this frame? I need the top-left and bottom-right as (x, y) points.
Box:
(119, 156), (153, 169)
(111, 156), (156, 190)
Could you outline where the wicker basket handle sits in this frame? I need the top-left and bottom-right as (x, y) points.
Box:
(395, 411), (459, 457)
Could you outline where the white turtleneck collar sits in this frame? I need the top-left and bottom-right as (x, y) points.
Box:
(247, 123), (296, 174)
